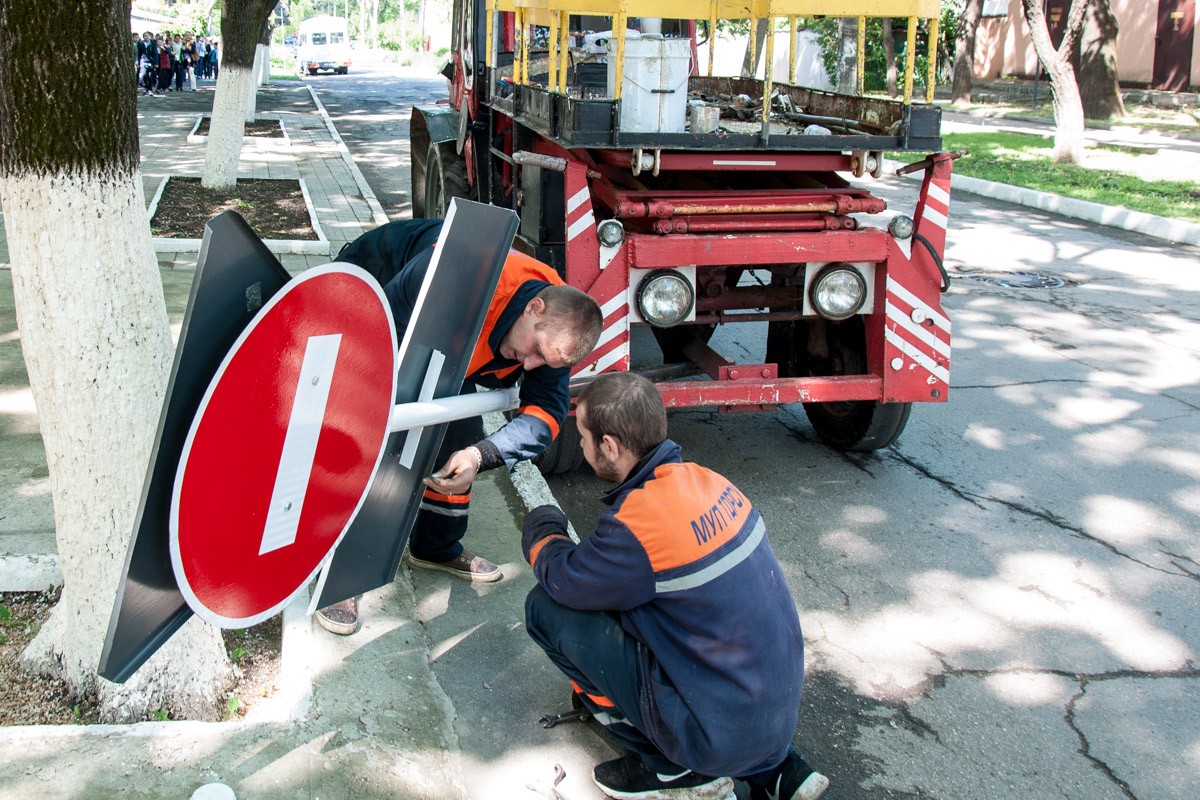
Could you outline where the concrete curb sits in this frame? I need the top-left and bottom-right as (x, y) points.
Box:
(484, 411), (579, 543)
(304, 84), (392, 228)
(185, 113), (290, 145)
(884, 158), (1200, 247)
(0, 554), (61, 591)
(146, 175), (332, 256)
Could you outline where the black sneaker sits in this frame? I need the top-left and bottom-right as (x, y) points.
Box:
(593, 755), (734, 800)
(749, 752), (829, 800)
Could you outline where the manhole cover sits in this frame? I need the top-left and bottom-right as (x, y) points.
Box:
(964, 272), (1065, 289)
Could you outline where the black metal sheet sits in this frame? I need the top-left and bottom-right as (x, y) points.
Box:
(99, 212), (293, 683)
(315, 200), (519, 608)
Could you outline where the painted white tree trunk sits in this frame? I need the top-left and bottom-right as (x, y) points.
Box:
(1049, 65), (1086, 164)
(0, 171), (232, 721)
(203, 64), (254, 191)
(1024, 0), (1088, 164)
(258, 43), (271, 86)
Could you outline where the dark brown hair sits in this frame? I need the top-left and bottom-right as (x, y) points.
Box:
(578, 373), (667, 459)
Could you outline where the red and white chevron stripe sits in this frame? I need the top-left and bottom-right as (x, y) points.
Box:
(574, 291), (630, 376)
(885, 275), (951, 386)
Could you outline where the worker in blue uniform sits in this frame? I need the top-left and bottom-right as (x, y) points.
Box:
(316, 218), (603, 635)
(522, 372), (829, 800)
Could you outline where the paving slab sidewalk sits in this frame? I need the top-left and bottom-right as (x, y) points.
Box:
(0, 81), (616, 800)
(4, 77), (1196, 800)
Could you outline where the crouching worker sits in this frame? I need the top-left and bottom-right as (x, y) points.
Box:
(522, 373), (828, 800)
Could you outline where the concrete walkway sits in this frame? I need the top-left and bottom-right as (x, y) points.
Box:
(1, 76), (1198, 800)
(0, 81), (616, 800)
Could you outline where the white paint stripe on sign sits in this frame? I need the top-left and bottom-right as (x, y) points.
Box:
(259, 333), (343, 555)
(400, 349), (446, 469)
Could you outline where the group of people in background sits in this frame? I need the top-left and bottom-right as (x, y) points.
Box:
(133, 31), (219, 97)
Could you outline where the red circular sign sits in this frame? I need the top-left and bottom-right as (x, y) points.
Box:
(171, 264), (396, 627)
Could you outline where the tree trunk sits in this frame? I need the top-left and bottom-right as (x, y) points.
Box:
(1079, 0), (1125, 119)
(0, 0), (233, 722)
(1022, 0), (1088, 163)
(203, 0), (278, 190)
(741, 19), (769, 78)
(372, 0), (380, 50)
(837, 16), (858, 94)
(883, 18), (898, 98)
(952, 0), (984, 104)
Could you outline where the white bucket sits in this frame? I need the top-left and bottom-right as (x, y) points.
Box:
(607, 33), (692, 133)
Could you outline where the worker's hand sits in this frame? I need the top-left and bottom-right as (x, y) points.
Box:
(423, 448), (480, 495)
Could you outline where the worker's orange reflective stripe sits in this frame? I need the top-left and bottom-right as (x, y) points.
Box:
(529, 533), (570, 568)
(518, 404), (561, 440)
(570, 679), (615, 708)
(422, 488), (471, 504)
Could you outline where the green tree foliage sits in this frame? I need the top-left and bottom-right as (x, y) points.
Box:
(809, 2), (963, 95)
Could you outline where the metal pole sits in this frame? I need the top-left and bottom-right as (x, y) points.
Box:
(389, 388), (521, 433)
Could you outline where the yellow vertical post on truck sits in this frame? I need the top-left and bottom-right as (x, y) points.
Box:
(490, 0), (942, 116)
(417, 0), (954, 462)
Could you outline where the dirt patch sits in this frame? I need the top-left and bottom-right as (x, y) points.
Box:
(151, 177), (318, 241)
(194, 118), (284, 138)
(0, 589), (281, 726)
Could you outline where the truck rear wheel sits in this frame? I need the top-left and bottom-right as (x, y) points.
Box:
(534, 417), (585, 475)
(424, 144), (472, 219)
(767, 318), (911, 451)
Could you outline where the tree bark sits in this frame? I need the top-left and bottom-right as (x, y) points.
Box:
(1079, 0), (1125, 119)
(1022, 0), (1088, 164)
(952, 0), (985, 104)
(0, 0), (233, 721)
(741, 19), (769, 78)
(203, 0), (278, 190)
(884, 18), (898, 98)
(837, 16), (858, 94)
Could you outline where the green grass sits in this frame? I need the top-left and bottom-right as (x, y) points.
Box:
(893, 131), (1200, 224)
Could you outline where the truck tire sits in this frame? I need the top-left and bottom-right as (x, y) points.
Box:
(424, 144), (472, 219)
(534, 417), (585, 475)
(767, 318), (911, 451)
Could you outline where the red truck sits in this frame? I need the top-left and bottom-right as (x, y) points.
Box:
(410, 1), (954, 471)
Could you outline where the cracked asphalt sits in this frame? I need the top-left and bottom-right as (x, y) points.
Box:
(549, 182), (1200, 798)
(314, 59), (1200, 799)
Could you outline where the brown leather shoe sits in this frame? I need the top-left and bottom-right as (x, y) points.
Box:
(316, 596), (360, 635)
(405, 549), (502, 582)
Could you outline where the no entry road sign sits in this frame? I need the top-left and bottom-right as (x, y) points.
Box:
(170, 263), (396, 627)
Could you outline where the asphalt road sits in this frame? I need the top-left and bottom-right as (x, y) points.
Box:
(310, 57), (1200, 800)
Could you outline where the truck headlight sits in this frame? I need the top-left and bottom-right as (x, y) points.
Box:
(636, 270), (693, 327)
(809, 265), (867, 320)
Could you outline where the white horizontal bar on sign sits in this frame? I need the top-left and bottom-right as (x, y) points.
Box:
(389, 387), (521, 433)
